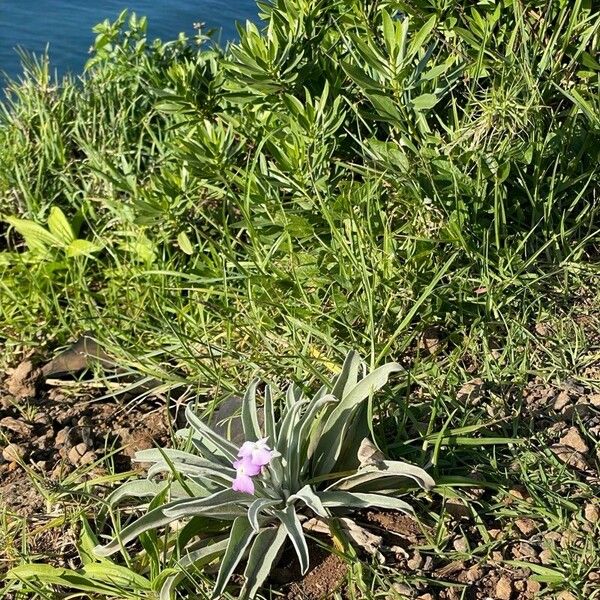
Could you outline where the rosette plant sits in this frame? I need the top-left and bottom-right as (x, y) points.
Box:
(94, 352), (434, 599)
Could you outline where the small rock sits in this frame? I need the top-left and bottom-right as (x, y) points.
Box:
(465, 565), (482, 582)
(551, 445), (592, 471)
(514, 580), (526, 592)
(560, 427), (589, 453)
(556, 592), (577, 600)
(515, 518), (537, 536)
(512, 542), (538, 560)
(2, 443), (25, 462)
(526, 580), (541, 594)
(5, 360), (40, 398)
(553, 391), (571, 411)
(453, 537), (469, 552)
(488, 528), (502, 540)
(79, 451), (96, 466)
(588, 572), (600, 582)
(0, 416), (32, 436)
(391, 582), (414, 598)
(491, 551), (504, 562)
(495, 575), (513, 600)
(445, 498), (470, 518)
(584, 503), (599, 524)
(539, 549), (553, 564)
(407, 551), (422, 570)
(68, 442), (88, 465)
(589, 394), (600, 407)
(417, 595), (434, 600)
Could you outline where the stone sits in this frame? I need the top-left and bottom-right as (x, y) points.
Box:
(553, 391), (571, 411)
(539, 549), (553, 564)
(453, 537), (469, 552)
(79, 451), (96, 466)
(445, 498), (470, 518)
(495, 575), (513, 600)
(551, 445), (591, 471)
(68, 442), (88, 465)
(465, 565), (482, 582)
(559, 427), (589, 453)
(526, 580), (541, 594)
(512, 542), (538, 560)
(2, 443), (25, 462)
(407, 551), (423, 570)
(584, 503), (599, 524)
(5, 360), (40, 398)
(0, 416), (31, 436)
(556, 593), (577, 600)
(515, 518), (537, 536)
(391, 582), (414, 598)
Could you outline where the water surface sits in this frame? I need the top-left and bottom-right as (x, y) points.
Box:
(0, 0), (257, 80)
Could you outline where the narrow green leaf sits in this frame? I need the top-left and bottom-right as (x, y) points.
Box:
(241, 526), (287, 599)
(320, 491), (414, 514)
(276, 505), (309, 575)
(241, 378), (262, 441)
(212, 517), (255, 598)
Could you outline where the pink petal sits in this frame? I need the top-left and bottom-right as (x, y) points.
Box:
(251, 447), (273, 466)
(232, 473), (255, 494)
(237, 441), (255, 458)
(233, 457), (261, 476)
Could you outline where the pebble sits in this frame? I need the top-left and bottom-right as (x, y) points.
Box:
(526, 580), (541, 594)
(0, 416), (31, 436)
(512, 542), (537, 560)
(556, 592), (577, 600)
(539, 549), (553, 564)
(453, 537), (469, 552)
(495, 575), (513, 600)
(553, 390), (571, 411)
(584, 503), (599, 524)
(67, 442), (88, 465)
(559, 427), (589, 453)
(407, 551), (423, 570)
(515, 518), (537, 536)
(2, 443), (25, 462)
(391, 582), (414, 598)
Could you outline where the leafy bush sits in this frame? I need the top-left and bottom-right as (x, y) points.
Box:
(93, 351), (434, 598)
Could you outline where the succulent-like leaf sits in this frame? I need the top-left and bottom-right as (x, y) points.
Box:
(241, 525), (287, 599)
(328, 459), (435, 492)
(320, 491), (414, 514)
(241, 378), (262, 441)
(331, 351), (361, 400)
(248, 498), (279, 532)
(314, 363), (403, 474)
(211, 517), (256, 598)
(288, 485), (330, 518)
(185, 404), (239, 462)
(105, 479), (167, 507)
(263, 383), (276, 441)
(275, 504), (309, 575)
(163, 489), (247, 519)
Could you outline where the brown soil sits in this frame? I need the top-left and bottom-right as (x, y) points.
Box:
(0, 357), (170, 567)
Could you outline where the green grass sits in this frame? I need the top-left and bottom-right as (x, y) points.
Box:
(1, 0), (600, 598)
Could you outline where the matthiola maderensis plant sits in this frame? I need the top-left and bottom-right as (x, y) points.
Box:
(95, 352), (434, 599)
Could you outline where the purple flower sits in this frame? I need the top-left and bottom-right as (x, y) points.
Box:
(232, 458), (260, 494)
(237, 438), (274, 467)
(231, 439), (275, 495)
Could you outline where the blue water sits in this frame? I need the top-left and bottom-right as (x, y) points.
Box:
(0, 1), (257, 81)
